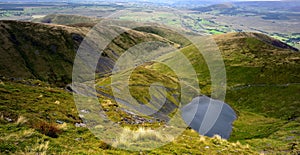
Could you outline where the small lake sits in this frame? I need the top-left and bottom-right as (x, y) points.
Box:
(181, 96), (237, 139)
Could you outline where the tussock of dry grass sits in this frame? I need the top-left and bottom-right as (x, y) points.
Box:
(57, 122), (68, 130)
(16, 116), (27, 125)
(33, 121), (62, 138)
(112, 127), (174, 150)
(34, 141), (49, 155)
(22, 141), (49, 155)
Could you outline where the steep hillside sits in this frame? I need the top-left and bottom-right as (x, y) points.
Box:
(0, 20), (177, 86)
(0, 19), (299, 154)
(94, 31), (299, 153)
(0, 20), (87, 86)
(214, 32), (300, 85)
(137, 32), (299, 153)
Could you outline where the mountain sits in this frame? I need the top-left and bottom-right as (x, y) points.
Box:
(0, 20), (87, 86)
(32, 14), (101, 25)
(192, 3), (236, 12)
(0, 19), (299, 154)
(0, 20), (177, 86)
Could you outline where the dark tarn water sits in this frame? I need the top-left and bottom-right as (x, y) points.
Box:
(181, 96), (237, 139)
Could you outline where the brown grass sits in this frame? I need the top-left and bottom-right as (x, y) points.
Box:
(33, 121), (61, 138)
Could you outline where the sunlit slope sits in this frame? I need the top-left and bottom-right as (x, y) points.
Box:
(32, 14), (101, 25)
(0, 19), (299, 154)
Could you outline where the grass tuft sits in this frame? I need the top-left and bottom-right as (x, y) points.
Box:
(23, 140), (49, 155)
(113, 127), (174, 150)
(33, 121), (61, 138)
(16, 115), (27, 125)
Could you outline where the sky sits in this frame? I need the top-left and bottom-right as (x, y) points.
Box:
(0, 0), (286, 1)
(1, 0), (295, 4)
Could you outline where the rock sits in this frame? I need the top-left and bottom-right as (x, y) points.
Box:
(205, 146), (210, 149)
(50, 45), (57, 53)
(75, 123), (87, 127)
(72, 33), (84, 42)
(56, 120), (64, 124)
(147, 119), (154, 123)
(34, 50), (39, 55)
(5, 117), (13, 122)
(286, 136), (295, 140)
(122, 108), (136, 115)
(65, 84), (74, 93)
(75, 137), (83, 141)
(80, 109), (90, 114)
(94, 125), (104, 129)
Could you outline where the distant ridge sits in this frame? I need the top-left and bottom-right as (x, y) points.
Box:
(213, 32), (299, 52)
(32, 14), (101, 25)
(0, 20), (298, 86)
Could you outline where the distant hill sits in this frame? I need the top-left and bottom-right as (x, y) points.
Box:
(32, 14), (101, 25)
(191, 3), (235, 12)
(214, 32), (299, 52)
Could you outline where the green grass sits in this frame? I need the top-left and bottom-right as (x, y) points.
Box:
(0, 79), (258, 154)
(226, 85), (300, 120)
(94, 32), (300, 153)
(229, 111), (285, 141)
(133, 26), (191, 47)
(0, 19), (299, 153)
(208, 29), (224, 35)
(96, 65), (181, 112)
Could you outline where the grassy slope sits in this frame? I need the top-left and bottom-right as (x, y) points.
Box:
(0, 19), (299, 154)
(0, 20), (88, 86)
(208, 33), (299, 153)
(147, 32), (300, 153)
(96, 32), (300, 153)
(0, 79), (256, 154)
(0, 20), (178, 86)
(133, 26), (191, 47)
